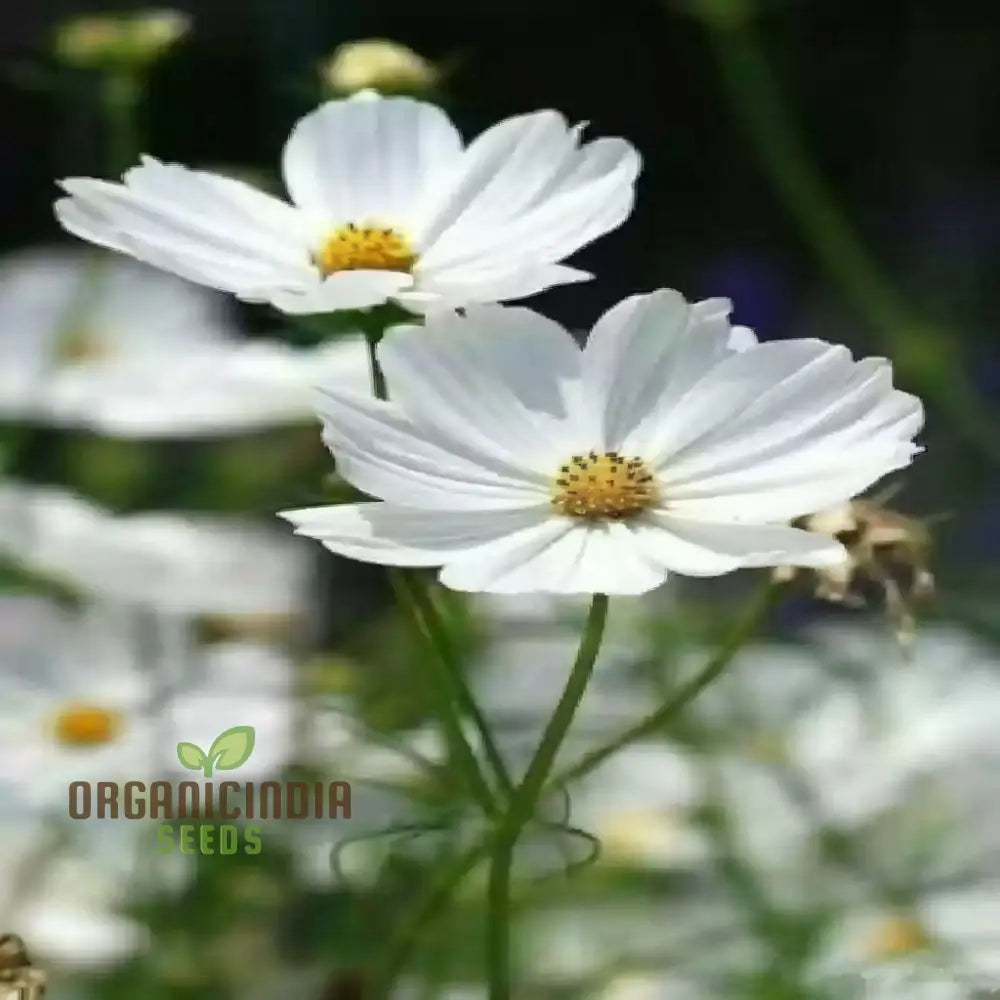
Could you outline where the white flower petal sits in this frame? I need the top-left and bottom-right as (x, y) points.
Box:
(646, 340), (921, 469)
(282, 95), (463, 229)
(441, 517), (667, 595)
(267, 269), (413, 314)
(649, 344), (923, 521)
(580, 289), (734, 449)
(662, 446), (919, 523)
(397, 264), (591, 312)
(377, 307), (586, 474)
(636, 513), (847, 575)
(728, 325), (758, 351)
(281, 503), (551, 566)
(315, 385), (549, 508)
(419, 117), (639, 277)
(56, 161), (310, 294)
(418, 111), (581, 248)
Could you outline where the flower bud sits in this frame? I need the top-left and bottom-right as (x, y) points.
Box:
(321, 39), (438, 96)
(53, 9), (190, 71)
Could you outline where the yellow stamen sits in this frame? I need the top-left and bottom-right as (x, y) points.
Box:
(552, 450), (658, 520)
(864, 915), (932, 960)
(314, 222), (416, 275)
(52, 703), (122, 747)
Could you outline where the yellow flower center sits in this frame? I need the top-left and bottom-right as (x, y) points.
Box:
(52, 703), (122, 747)
(864, 915), (932, 960)
(54, 328), (108, 365)
(314, 222), (416, 275)
(552, 450), (658, 520)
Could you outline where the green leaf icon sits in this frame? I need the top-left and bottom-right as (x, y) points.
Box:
(208, 725), (256, 772)
(176, 741), (207, 772)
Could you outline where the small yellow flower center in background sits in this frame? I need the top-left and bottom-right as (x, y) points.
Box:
(54, 328), (108, 365)
(52, 703), (122, 747)
(552, 451), (658, 520)
(314, 223), (416, 276)
(601, 808), (682, 862)
(864, 915), (932, 961)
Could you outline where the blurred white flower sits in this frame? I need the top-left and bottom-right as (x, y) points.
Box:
(45, 333), (371, 438)
(520, 897), (758, 989)
(570, 742), (709, 871)
(594, 973), (709, 1000)
(812, 885), (1000, 999)
(686, 626), (1000, 893)
(0, 597), (151, 812)
(0, 484), (313, 616)
(1, 844), (150, 970)
(284, 291), (921, 594)
(55, 92), (640, 315)
(162, 641), (298, 782)
(0, 247), (370, 436)
(0, 248), (230, 420)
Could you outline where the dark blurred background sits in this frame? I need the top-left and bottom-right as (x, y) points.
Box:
(1, 0), (995, 330)
(3, 0), (997, 592)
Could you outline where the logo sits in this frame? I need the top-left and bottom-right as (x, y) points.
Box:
(67, 724), (351, 856)
(176, 725), (256, 778)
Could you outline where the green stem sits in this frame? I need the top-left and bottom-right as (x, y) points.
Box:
(363, 329), (388, 400)
(486, 593), (609, 1000)
(703, 15), (1000, 464)
(390, 571), (497, 815)
(102, 69), (142, 175)
(404, 576), (514, 797)
(550, 580), (778, 789)
(374, 841), (487, 998)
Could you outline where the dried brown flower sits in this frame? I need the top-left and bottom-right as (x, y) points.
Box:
(774, 488), (936, 648)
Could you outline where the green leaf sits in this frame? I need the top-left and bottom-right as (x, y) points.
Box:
(208, 725), (256, 771)
(176, 742), (207, 771)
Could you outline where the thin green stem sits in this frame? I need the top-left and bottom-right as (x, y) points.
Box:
(390, 571), (497, 815)
(374, 841), (487, 998)
(703, 15), (1000, 464)
(486, 593), (610, 1000)
(102, 69), (142, 175)
(550, 579), (778, 789)
(363, 330), (388, 400)
(405, 575), (514, 796)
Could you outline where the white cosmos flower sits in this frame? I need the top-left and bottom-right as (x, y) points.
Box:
(0, 246), (370, 435)
(0, 484), (313, 616)
(811, 883), (1000, 998)
(54, 91), (640, 315)
(0, 596), (152, 813)
(0, 247), (232, 420)
(281, 289), (923, 595)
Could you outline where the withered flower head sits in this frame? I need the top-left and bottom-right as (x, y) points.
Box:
(0, 934), (46, 999)
(774, 488), (935, 648)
